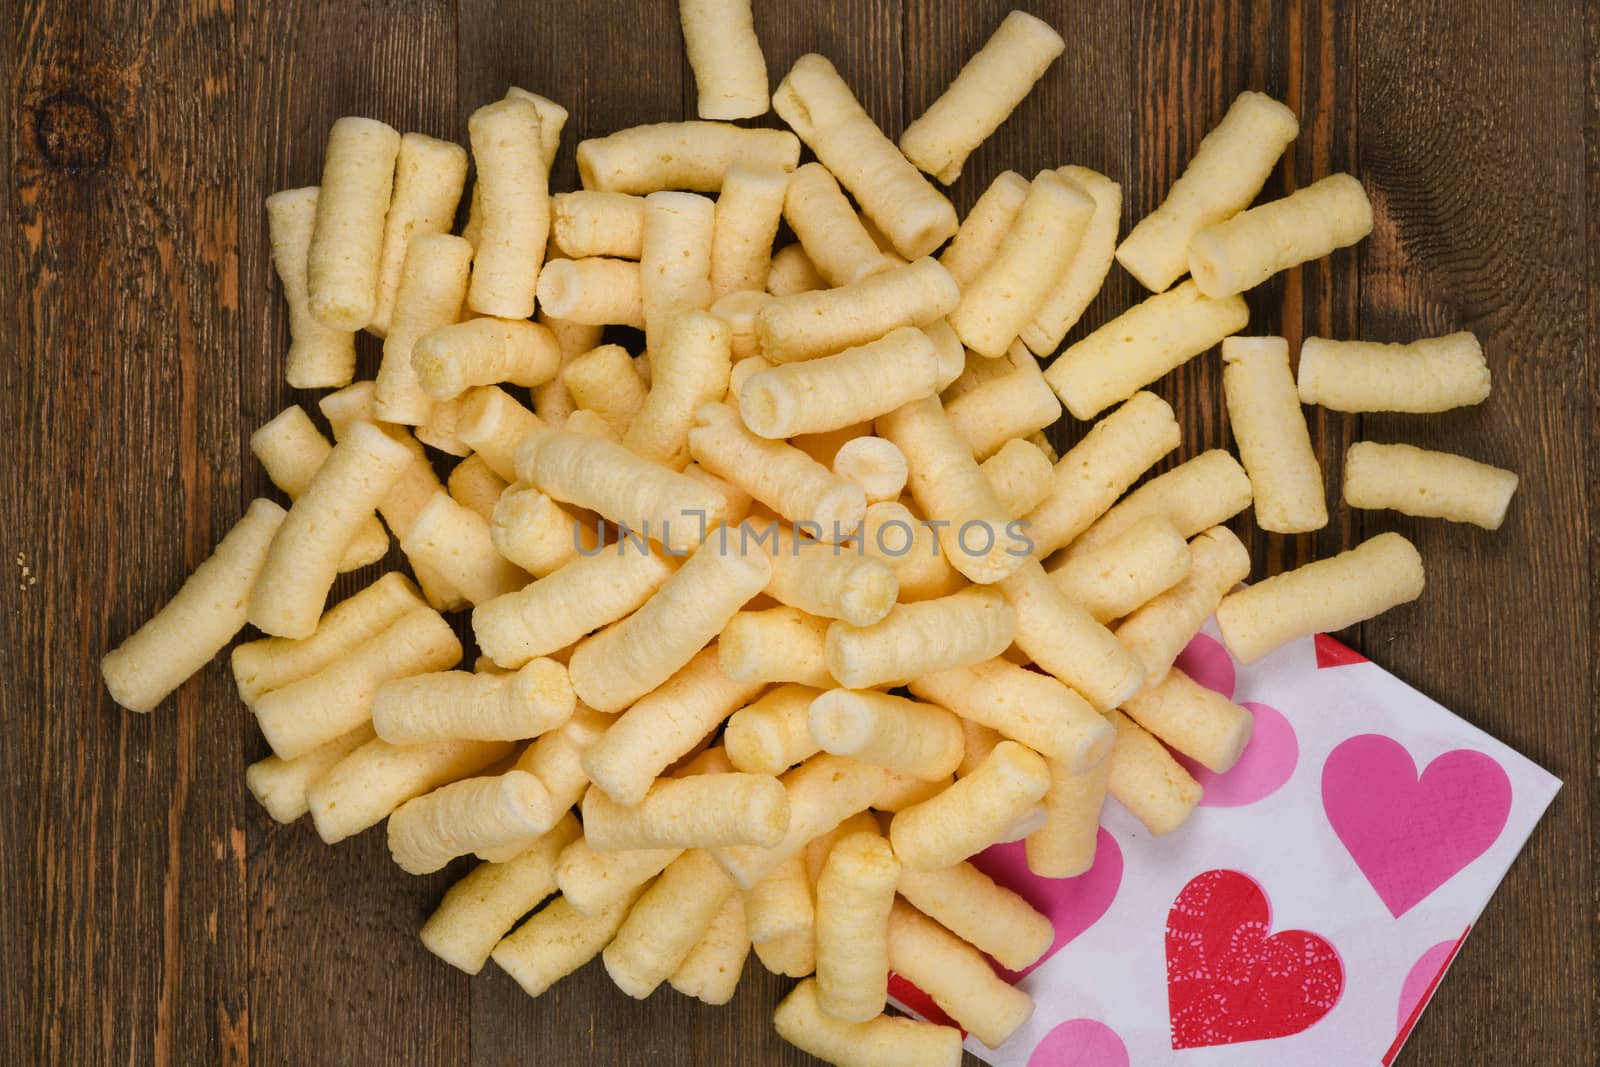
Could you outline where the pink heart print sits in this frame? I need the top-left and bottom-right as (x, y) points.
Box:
(1026, 1018), (1129, 1067)
(1322, 734), (1513, 917)
(971, 828), (1124, 982)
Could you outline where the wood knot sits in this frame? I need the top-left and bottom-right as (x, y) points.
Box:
(34, 91), (112, 172)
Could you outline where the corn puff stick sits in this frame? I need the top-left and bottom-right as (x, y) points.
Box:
(714, 293), (772, 363)
(417, 813), (581, 973)
(577, 122), (799, 194)
(306, 116), (400, 331)
(493, 888), (642, 998)
(1065, 448), (1252, 559)
(1221, 336), (1327, 532)
(832, 438), (908, 504)
(246, 723), (375, 824)
(101, 498), (286, 713)
(473, 547), (674, 668)
(740, 327), (940, 439)
(372, 658), (573, 745)
(956, 717), (1004, 777)
(641, 191), (716, 349)
(908, 657), (1114, 773)
(416, 397), (469, 456)
(1021, 165), (1123, 355)
(710, 161), (789, 299)
(668, 893), (751, 1004)
(1105, 708), (1200, 835)
(248, 422), (414, 638)
(857, 501), (964, 602)
(950, 171), (1093, 358)
(557, 343), (648, 439)
(826, 588), (1015, 689)
(1190, 172), (1372, 297)
(466, 97), (548, 318)
(266, 188), (356, 387)
(387, 769), (558, 874)
(1298, 331), (1491, 412)
(551, 190), (646, 258)
(1026, 752), (1110, 877)
(680, 0), (769, 119)
(765, 242), (827, 296)
(773, 54), (957, 258)
(413, 318), (561, 403)
(626, 310), (732, 468)
(745, 852), (814, 943)
(997, 558), (1145, 710)
(1023, 391), (1181, 557)
(1047, 514), (1192, 623)
(813, 831), (899, 1021)
(374, 233), (473, 424)
(530, 313), (601, 425)
(581, 645), (764, 805)
(804, 811), (883, 882)
(503, 706), (612, 819)
(306, 735), (513, 844)
(371, 132), (469, 334)
(980, 437), (1054, 517)
(756, 256), (959, 364)
(896, 861), (1053, 971)
(757, 532), (898, 626)
(1344, 441), (1518, 528)
(890, 740), (1050, 871)
(720, 607), (833, 687)
(447, 454), (510, 523)
(871, 771), (950, 813)
(602, 849), (737, 997)
(555, 835), (681, 917)
(944, 342), (1062, 459)
(400, 491), (528, 605)
(724, 684), (825, 774)
(535, 257), (644, 327)
(1122, 666), (1253, 773)
(1115, 92), (1298, 293)
(885, 899), (1035, 1048)
(783, 162), (897, 286)
(1044, 280), (1250, 420)
(774, 979), (963, 1067)
(879, 395), (1030, 584)
(1115, 526), (1250, 684)
(809, 690), (963, 781)
(504, 86), (566, 162)
(939, 170), (1029, 286)
(1217, 531), (1425, 664)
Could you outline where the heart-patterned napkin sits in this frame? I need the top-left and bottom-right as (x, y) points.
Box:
(890, 623), (1560, 1066)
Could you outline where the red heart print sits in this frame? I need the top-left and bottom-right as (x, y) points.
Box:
(1166, 869), (1344, 1049)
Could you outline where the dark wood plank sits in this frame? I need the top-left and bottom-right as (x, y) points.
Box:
(4, 1), (249, 1064)
(235, 2), (469, 1066)
(1355, 3), (1594, 1063)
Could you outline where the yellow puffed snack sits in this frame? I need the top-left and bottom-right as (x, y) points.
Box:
(447, 454), (510, 523)
(551, 190), (646, 259)
(1344, 441), (1518, 529)
(568, 544), (772, 713)
(581, 646), (763, 805)
(784, 162), (897, 287)
(529, 428), (729, 552)
(399, 491), (529, 605)
(1189, 172), (1373, 298)
(908, 657), (1114, 773)
(885, 899), (1035, 1048)
(1026, 752), (1110, 877)
(773, 54), (957, 258)
(899, 10), (1064, 184)
(493, 888), (643, 998)
(1044, 279), (1250, 420)
(1221, 336), (1327, 532)
(710, 162), (789, 299)
(939, 170), (1029, 287)
(531, 313), (601, 425)
(1116, 91), (1298, 293)
(1024, 391), (1181, 557)
(375, 232), (474, 424)
(773, 978), (963, 1067)
(745, 852), (813, 942)
(725, 684), (826, 774)
(950, 171), (1094, 358)
(413, 318), (562, 402)
(679, 0), (769, 119)
(416, 398), (470, 457)
(713, 292), (773, 362)
(372, 657), (573, 745)
(641, 191), (717, 349)
(791, 421), (872, 467)
(814, 831), (900, 1022)
(759, 256), (959, 364)
(626, 310), (733, 468)
(720, 607), (833, 687)
(1047, 513), (1193, 623)
(306, 116), (400, 331)
(1105, 708), (1201, 835)
(669, 892), (751, 1004)
(253, 605), (462, 759)
(832, 437), (909, 505)
(466, 97), (549, 319)
(535, 257), (645, 327)
(857, 501), (964, 602)
(1065, 448), (1253, 559)
(741, 327), (941, 439)
(387, 769), (559, 875)
(371, 133), (469, 335)
(944, 342), (1062, 460)
(1123, 666), (1254, 773)
(713, 754), (889, 889)
(509, 706), (614, 816)
(248, 421), (415, 638)
(246, 723), (375, 824)
(231, 572), (424, 704)
(897, 861), (1053, 971)
(101, 498), (286, 713)
(681, 462), (755, 524)
(505, 85), (567, 166)
(417, 813), (581, 974)
(826, 587), (1017, 690)
(809, 690), (963, 781)
(766, 242), (827, 296)
(1115, 526), (1250, 685)
(980, 437), (1054, 517)
(265, 188), (356, 387)
(1297, 331), (1491, 412)
(871, 771), (951, 812)
(879, 395), (1030, 585)
(555, 838), (681, 917)
(307, 735), (514, 845)
(1021, 165), (1123, 356)
(577, 121), (799, 194)
(997, 559), (1146, 711)
(760, 530), (898, 626)
(890, 739), (1051, 871)
(804, 810), (884, 884)
(957, 717), (1004, 777)
(603, 849), (737, 997)
(1217, 532), (1425, 664)
(690, 403), (867, 539)
(560, 343), (649, 437)
(454, 387), (543, 484)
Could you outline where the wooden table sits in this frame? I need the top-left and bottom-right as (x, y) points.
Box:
(2, 1), (1593, 1063)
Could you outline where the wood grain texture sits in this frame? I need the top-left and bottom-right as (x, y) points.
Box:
(0, 2), (1593, 1066)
